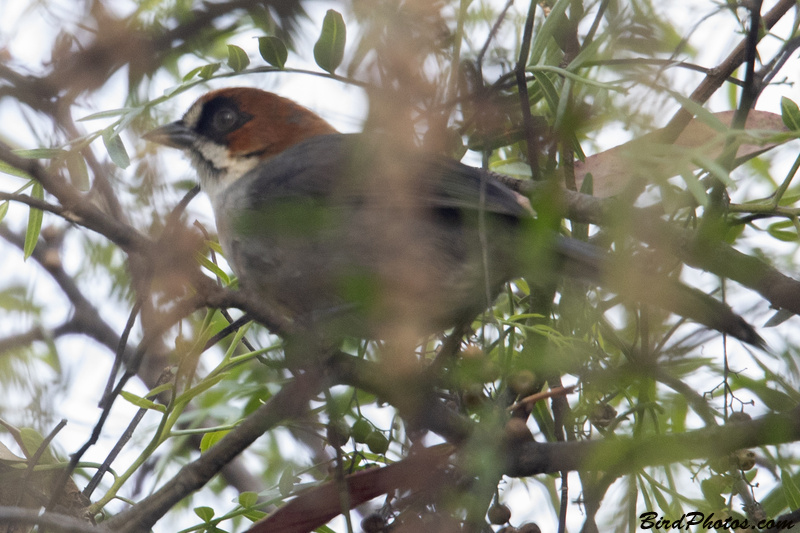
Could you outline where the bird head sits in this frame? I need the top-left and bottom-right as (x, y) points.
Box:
(144, 87), (338, 200)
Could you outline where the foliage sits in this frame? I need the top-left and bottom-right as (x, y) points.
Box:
(1, 0), (800, 532)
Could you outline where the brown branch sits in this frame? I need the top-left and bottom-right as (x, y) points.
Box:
(199, 278), (297, 337)
(106, 370), (324, 533)
(512, 182), (800, 317)
(243, 387), (800, 533)
(0, 226), (136, 360)
(660, 0), (795, 142)
(0, 142), (149, 253)
(582, 58), (746, 86)
(0, 225), (267, 510)
(506, 407), (800, 477)
(0, 326), (47, 356)
(0, 507), (101, 533)
(329, 352), (472, 444)
(0, 192), (69, 217)
(246, 444), (455, 533)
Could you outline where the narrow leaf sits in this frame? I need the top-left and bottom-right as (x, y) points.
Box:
(102, 129), (130, 169)
(66, 152), (90, 191)
(15, 148), (66, 159)
(258, 36), (288, 69)
(23, 182), (44, 260)
(78, 107), (134, 122)
(199, 63), (221, 79)
(668, 89), (728, 132)
(783, 469), (800, 509)
(199, 430), (229, 452)
(0, 201), (8, 224)
(767, 220), (798, 242)
(196, 253), (231, 285)
(19, 427), (59, 464)
(144, 382), (174, 398)
(528, 0), (570, 66)
(279, 466), (296, 496)
(680, 170), (709, 207)
(781, 96), (800, 131)
(120, 390), (166, 412)
(314, 10), (346, 74)
(0, 159), (31, 179)
(227, 44), (250, 72)
(183, 66), (203, 81)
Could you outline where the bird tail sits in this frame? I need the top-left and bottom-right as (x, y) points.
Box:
(551, 237), (764, 347)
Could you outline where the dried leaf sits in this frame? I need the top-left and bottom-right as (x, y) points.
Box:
(574, 111), (791, 197)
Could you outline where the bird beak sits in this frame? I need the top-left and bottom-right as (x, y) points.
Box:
(143, 121), (197, 149)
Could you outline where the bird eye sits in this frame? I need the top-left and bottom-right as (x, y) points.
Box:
(212, 108), (239, 132)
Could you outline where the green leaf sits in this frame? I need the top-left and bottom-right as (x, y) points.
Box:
(579, 173), (593, 195)
(693, 155), (735, 187)
(0, 159), (32, 179)
(668, 90), (728, 133)
(528, 0), (570, 66)
(680, 170), (709, 207)
(196, 253), (231, 285)
(120, 390), (166, 412)
(534, 72), (560, 112)
(279, 465), (296, 497)
(194, 506), (215, 522)
(23, 182), (43, 260)
(174, 373), (228, 408)
(701, 476), (728, 509)
(258, 36), (288, 69)
(227, 44), (250, 72)
(781, 97), (800, 131)
(66, 152), (90, 191)
(144, 382), (174, 398)
(314, 10), (346, 74)
(15, 148), (66, 159)
(767, 220), (798, 242)
(199, 63), (221, 79)
(102, 129), (130, 169)
(242, 509), (267, 522)
(78, 107), (135, 122)
(0, 201), (8, 224)
(19, 427), (58, 464)
(238, 491), (258, 508)
(183, 66), (204, 81)
(650, 484), (671, 515)
(199, 430), (229, 452)
(732, 374), (796, 412)
(782, 469), (800, 509)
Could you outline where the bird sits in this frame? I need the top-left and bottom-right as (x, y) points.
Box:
(143, 87), (762, 346)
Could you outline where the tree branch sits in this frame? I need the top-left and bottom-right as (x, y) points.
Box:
(506, 407), (800, 477)
(106, 370), (325, 533)
(514, 182), (800, 317)
(0, 142), (149, 253)
(660, 0), (795, 142)
(0, 507), (101, 533)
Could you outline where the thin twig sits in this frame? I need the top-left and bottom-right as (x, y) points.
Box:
(515, 0), (540, 180)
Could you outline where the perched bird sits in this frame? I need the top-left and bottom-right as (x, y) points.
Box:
(144, 87), (762, 346)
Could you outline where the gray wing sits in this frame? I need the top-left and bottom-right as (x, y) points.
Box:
(230, 133), (530, 219)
